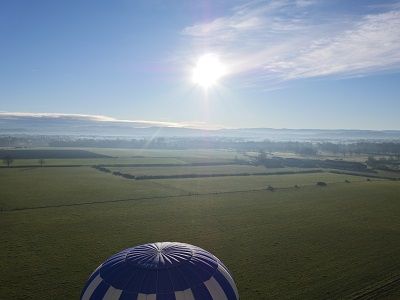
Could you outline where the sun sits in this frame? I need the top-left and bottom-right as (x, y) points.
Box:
(192, 53), (226, 88)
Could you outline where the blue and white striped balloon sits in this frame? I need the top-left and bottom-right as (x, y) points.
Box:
(81, 242), (239, 300)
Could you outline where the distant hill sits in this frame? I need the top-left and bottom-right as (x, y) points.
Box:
(1, 112), (399, 141)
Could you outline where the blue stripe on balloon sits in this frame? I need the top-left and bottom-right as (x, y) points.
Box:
(179, 263), (204, 287)
(89, 280), (109, 299)
(80, 268), (101, 299)
(191, 282), (213, 300)
(119, 290), (138, 300)
(123, 268), (148, 294)
(157, 269), (174, 294)
(156, 293), (176, 300)
(213, 269), (237, 300)
(139, 269), (158, 294)
(101, 264), (136, 290)
(189, 261), (212, 282)
(167, 267), (191, 291)
(195, 252), (219, 268)
(191, 259), (215, 280)
(191, 255), (218, 274)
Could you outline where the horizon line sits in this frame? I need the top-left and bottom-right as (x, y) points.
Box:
(1, 111), (400, 132)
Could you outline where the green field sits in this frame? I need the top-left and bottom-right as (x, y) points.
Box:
(7, 156), (188, 167)
(1, 149), (400, 299)
(0, 167), (186, 210)
(108, 164), (291, 177)
(153, 172), (374, 194)
(1, 148), (245, 166)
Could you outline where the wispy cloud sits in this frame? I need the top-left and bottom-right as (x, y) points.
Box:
(0, 112), (116, 122)
(181, 0), (400, 86)
(0, 112), (223, 130)
(183, 0), (307, 43)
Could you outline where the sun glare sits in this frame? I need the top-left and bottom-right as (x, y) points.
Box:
(192, 53), (226, 88)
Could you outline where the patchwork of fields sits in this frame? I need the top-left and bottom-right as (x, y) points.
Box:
(0, 148), (245, 166)
(1, 148), (400, 299)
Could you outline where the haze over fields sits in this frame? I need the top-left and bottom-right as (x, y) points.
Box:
(1, 112), (400, 141)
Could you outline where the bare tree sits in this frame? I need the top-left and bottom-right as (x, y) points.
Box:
(38, 159), (45, 167)
(3, 156), (13, 167)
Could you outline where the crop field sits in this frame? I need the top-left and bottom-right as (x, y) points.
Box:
(1, 148), (400, 299)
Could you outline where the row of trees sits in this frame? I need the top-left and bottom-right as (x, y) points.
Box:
(2, 156), (45, 167)
(254, 150), (369, 172)
(1, 135), (400, 157)
(318, 142), (400, 157)
(366, 156), (400, 172)
(250, 142), (400, 158)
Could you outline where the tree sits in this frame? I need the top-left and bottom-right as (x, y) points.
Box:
(38, 159), (45, 167)
(256, 149), (267, 164)
(3, 156), (13, 167)
(366, 156), (377, 167)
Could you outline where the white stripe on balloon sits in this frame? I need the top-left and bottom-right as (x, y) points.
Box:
(81, 275), (102, 300)
(204, 276), (228, 300)
(218, 265), (239, 299)
(175, 288), (196, 300)
(103, 286), (122, 299)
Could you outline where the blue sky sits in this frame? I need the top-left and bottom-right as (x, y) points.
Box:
(1, 0), (399, 129)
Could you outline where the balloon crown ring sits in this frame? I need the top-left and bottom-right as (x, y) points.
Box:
(125, 242), (195, 270)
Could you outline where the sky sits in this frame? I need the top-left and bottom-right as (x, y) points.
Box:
(0, 0), (400, 130)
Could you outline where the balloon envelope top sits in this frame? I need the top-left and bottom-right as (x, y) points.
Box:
(81, 242), (239, 300)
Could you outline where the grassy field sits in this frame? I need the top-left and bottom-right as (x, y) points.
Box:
(0, 167), (369, 211)
(87, 148), (245, 161)
(153, 172), (374, 194)
(0, 167), (188, 210)
(6, 157), (188, 167)
(0, 148), (244, 166)
(1, 149), (400, 299)
(108, 164), (293, 177)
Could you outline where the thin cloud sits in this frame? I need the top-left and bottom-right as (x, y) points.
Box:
(183, 0), (306, 43)
(0, 112), (223, 130)
(277, 10), (400, 80)
(181, 0), (400, 86)
(295, 0), (315, 8)
(0, 112), (115, 122)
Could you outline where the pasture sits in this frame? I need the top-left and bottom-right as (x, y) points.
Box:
(0, 148), (244, 166)
(107, 165), (316, 178)
(1, 148), (400, 299)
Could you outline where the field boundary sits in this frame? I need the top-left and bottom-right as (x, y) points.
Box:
(1, 179), (384, 213)
(93, 165), (324, 180)
(329, 170), (399, 180)
(93, 165), (399, 181)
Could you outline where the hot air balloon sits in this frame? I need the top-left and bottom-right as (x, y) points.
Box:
(81, 242), (239, 300)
